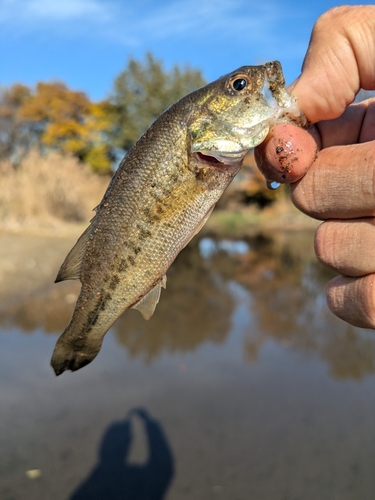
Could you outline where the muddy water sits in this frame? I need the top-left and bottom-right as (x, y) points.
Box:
(1, 231), (375, 500)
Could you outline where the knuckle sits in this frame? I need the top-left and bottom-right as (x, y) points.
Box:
(313, 6), (352, 33)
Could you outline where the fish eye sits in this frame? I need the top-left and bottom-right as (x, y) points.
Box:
(227, 74), (251, 94)
(232, 78), (247, 91)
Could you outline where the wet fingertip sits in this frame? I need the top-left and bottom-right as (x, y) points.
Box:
(256, 124), (320, 184)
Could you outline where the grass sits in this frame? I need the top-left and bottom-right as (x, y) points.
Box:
(204, 200), (318, 238)
(0, 150), (318, 236)
(0, 150), (108, 230)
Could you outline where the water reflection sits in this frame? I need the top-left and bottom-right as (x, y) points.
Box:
(114, 241), (234, 362)
(70, 409), (174, 500)
(0, 281), (79, 333)
(234, 233), (375, 380)
(1, 232), (375, 379)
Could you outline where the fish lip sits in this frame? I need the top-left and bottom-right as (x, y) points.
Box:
(194, 150), (247, 171)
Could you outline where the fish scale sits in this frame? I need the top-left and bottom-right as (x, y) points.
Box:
(51, 61), (306, 375)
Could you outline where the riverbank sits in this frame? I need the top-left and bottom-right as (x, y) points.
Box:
(203, 198), (319, 238)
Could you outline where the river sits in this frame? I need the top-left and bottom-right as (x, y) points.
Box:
(1, 230), (375, 499)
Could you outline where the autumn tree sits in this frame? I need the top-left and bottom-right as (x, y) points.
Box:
(19, 82), (115, 174)
(110, 53), (206, 152)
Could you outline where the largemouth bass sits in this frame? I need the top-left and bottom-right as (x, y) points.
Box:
(51, 61), (305, 375)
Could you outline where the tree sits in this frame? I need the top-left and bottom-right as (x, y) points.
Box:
(110, 53), (206, 152)
(0, 84), (32, 161)
(19, 82), (115, 174)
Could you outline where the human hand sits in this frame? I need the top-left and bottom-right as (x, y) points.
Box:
(254, 6), (375, 329)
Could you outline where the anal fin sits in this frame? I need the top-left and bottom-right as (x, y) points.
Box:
(131, 275), (167, 320)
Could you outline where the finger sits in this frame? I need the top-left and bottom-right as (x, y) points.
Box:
(292, 6), (375, 123)
(291, 140), (375, 219)
(359, 99), (375, 143)
(254, 100), (375, 183)
(317, 98), (375, 148)
(326, 274), (375, 329)
(254, 124), (320, 184)
(315, 219), (375, 276)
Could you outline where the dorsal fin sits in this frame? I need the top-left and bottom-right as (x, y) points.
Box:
(131, 275), (167, 320)
(55, 225), (92, 283)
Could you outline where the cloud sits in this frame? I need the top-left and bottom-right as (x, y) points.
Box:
(0, 0), (308, 61)
(27, 0), (109, 20)
(118, 0), (286, 45)
(0, 0), (112, 24)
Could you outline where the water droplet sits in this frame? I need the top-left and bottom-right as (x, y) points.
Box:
(267, 181), (280, 190)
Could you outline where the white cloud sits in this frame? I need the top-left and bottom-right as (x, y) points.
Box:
(0, 0), (112, 24)
(27, 0), (108, 20)
(118, 0), (284, 45)
(0, 0), (308, 61)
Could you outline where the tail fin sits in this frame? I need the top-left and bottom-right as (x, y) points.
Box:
(51, 335), (101, 376)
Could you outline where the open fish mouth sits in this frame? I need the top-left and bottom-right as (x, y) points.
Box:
(194, 150), (247, 171)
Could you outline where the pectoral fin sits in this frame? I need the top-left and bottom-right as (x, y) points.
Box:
(132, 275), (167, 320)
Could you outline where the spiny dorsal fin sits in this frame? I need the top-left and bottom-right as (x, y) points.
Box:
(55, 224), (92, 283)
(131, 275), (167, 320)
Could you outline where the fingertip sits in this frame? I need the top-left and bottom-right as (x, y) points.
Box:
(254, 124), (320, 184)
(326, 274), (375, 329)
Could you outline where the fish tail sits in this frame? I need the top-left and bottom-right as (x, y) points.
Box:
(50, 327), (102, 376)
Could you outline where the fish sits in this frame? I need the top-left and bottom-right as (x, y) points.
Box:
(51, 61), (305, 375)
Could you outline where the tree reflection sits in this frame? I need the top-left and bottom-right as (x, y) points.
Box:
(236, 232), (375, 380)
(114, 241), (235, 362)
(2, 231), (375, 380)
(0, 281), (79, 333)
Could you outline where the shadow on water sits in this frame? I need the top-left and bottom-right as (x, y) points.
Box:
(70, 409), (174, 500)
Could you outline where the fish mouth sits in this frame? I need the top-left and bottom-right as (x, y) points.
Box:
(194, 150), (247, 171)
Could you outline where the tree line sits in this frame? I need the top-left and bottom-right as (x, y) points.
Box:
(0, 53), (206, 174)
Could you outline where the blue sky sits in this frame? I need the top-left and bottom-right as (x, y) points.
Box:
(0, 0), (373, 101)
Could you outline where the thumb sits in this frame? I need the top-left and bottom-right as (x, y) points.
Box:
(292, 6), (375, 123)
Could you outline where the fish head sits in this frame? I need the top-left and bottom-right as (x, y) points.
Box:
(189, 61), (305, 169)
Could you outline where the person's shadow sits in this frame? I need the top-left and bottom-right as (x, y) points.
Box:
(70, 408), (174, 500)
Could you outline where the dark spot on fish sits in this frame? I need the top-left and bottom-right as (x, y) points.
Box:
(99, 292), (112, 310)
(156, 204), (164, 214)
(118, 259), (128, 272)
(138, 227), (152, 240)
(87, 308), (100, 328)
(276, 146), (284, 154)
(109, 274), (120, 290)
(128, 255), (136, 266)
(134, 247), (141, 255)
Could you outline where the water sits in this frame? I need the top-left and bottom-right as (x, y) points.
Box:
(1, 231), (375, 499)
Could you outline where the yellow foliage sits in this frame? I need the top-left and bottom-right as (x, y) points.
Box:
(19, 82), (113, 173)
